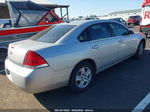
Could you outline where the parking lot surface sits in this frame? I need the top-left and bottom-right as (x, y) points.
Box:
(0, 26), (150, 111)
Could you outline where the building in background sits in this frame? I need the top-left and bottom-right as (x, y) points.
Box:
(100, 9), (142, 21)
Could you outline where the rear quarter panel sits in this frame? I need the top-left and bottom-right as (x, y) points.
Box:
(131, 33), (146, 52)
(35, 42), (96, 72)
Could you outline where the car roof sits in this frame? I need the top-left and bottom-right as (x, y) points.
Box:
(59, 20), (114, 26)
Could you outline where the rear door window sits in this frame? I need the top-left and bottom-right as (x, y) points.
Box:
(108, 23), (129, 36)
(89, 23), (111, 40)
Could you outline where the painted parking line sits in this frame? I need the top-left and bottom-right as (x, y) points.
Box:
(132, 93), (150, 112)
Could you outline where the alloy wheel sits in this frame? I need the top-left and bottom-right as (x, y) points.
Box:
(75, 67), (92, 89)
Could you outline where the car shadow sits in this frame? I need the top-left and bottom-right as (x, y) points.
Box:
(34, 50), (150, 110)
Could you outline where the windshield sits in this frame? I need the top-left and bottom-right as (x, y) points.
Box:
(129, 16), (135, 19)
(6, 0), (49, 27)
(17, 10), (47, 27)
(129, 16), (141, 19)
(31, 25), (76, 43)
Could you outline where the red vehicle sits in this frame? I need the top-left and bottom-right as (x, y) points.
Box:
(140, 0), (150, 36)
(0, 0), (69, 63)
(127, 16), (141, 26)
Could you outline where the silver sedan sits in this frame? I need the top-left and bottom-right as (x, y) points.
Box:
(5, 20), (146, 93)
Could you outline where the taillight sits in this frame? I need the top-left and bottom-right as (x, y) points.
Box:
(23, 50), (48, 69)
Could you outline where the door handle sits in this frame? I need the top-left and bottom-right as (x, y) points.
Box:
(91, 45), (99, 49)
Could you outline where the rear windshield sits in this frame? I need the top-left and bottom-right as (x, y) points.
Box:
(129, 16), (141, 19)
(129, 16), (135, 19)
(31, 25), (76, 43)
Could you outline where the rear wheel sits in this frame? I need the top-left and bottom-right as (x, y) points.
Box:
(0, 49), (7, 64)
(134, 41), (145, 58)
(69, 62), (95, 92)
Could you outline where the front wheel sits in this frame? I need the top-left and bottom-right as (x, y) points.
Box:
(134, 41), (145, 58)
(68, 62), (95, 92)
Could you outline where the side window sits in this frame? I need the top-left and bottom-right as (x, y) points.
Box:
(46, 13), (59, 22)
(109, 23), (129, 36)
(42, 13), (59, 23)
(78, 28), (91, 42)
(89, 23), (111, 40)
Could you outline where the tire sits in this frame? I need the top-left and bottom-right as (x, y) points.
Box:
(0, 49), (7, 64)
(134, 41), (145, 58)
(68, 62), (95, 92)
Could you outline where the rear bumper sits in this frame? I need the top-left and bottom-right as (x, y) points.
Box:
(5, 59), (70, 93)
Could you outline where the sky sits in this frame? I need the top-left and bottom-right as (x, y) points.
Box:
(51, 0), (143, 18)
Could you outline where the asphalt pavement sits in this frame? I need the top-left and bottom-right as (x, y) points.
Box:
(0, 26), (150, 112)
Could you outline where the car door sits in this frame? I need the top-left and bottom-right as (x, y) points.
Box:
(86, 23), (122, 71)
(108, 22), (137, 59)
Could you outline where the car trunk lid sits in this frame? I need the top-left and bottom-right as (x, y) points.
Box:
(8, 39), (54, 65)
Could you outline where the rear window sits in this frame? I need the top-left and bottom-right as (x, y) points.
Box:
(129, 16), (135, 19)
(129, 16), (141, 19)
(31, 25), (76, 43)
(135, 16), (141, 19)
